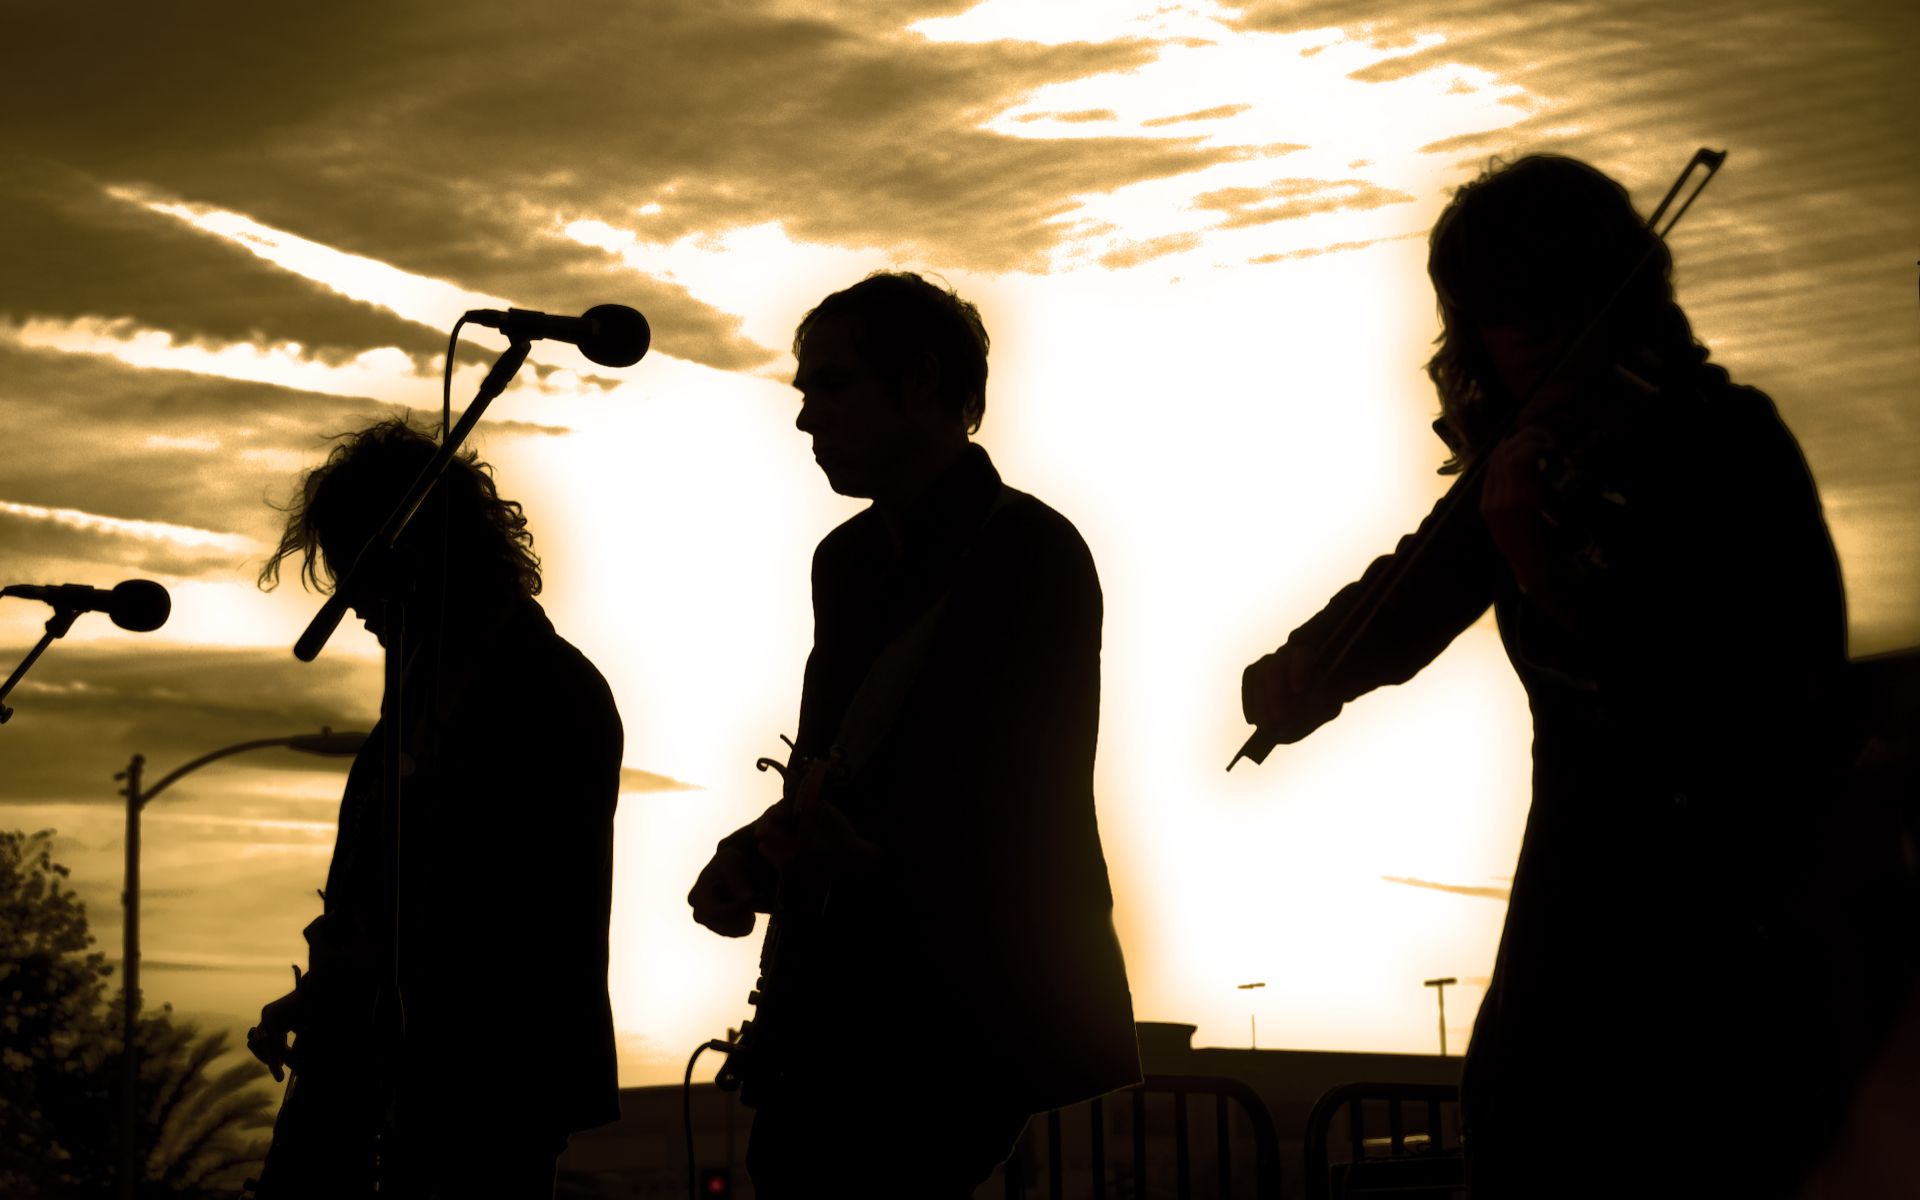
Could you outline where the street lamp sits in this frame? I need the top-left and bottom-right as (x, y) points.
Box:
(1423, 977), (1458, 1056)
(113, 727), (367, 1200)
(1237, 981), (1266, 1050)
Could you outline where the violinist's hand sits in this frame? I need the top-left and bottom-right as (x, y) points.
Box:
(1241, 642), (1343, 744)
(1480, 425), (1557, 594)
(688, 844), (765, 938)
(247, 971), (304, 1083)
(1481, 426), (1590, 630)
(753, 795), (883, 880)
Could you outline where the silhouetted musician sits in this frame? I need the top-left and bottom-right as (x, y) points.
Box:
(249, 419), (621, 1199)
(688, 273), (1140, 1198)
(1240, 156), (1900, 1198)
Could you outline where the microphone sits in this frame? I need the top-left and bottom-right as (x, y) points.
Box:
(465, 304), (651, 367)
(2, 580), (172, 632)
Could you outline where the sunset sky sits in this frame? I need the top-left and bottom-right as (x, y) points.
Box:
(3, 0), (1914, 1088)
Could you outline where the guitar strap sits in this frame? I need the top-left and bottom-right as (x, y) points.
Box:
(830, 485), (1015, 776)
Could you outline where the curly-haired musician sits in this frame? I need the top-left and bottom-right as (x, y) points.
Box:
(250, 418), (622, 1198)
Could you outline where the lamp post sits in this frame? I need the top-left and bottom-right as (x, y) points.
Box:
(114, 727), (366, 1200)
(1423, 977), (1458, 1056)
(1237, 981), (1266, 1049)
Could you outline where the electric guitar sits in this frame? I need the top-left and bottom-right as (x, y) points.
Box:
(713, 743), (847, 1107)
(244, 964), (387, 1198)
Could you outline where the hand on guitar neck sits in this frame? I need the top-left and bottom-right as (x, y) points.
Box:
(246, 965), (306, 1083)
(688, 747), (877, 937)
(751, 754), (881, 883)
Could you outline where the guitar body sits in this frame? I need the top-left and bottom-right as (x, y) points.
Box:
(248, 987), (390, 1199)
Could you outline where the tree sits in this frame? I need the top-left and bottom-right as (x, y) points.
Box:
(0, 829), (277, 1197)
(131, 1018), (277, 1195)
(0, 828), (114, 1193)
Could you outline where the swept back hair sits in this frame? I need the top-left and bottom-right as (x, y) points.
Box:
(1424, 153), (1707, 473)
(794, 271), (991, 434)
(258, 416), (541, 597)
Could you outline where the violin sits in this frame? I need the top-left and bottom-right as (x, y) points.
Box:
(1512, 351), (1673, 578)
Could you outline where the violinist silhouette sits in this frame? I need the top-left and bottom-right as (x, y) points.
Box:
(1241, 155), (1879, 1197)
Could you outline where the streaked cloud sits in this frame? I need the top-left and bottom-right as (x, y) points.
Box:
(909, 0), (1237, 45)
(0, 326), (592, 584)
(1246, 229), (1425, 264)
(0, 0), (1237, 293)
(1098, 231), (1205, 269)
(0, 499), (259, 579)
(118, 187), (522, 334)
(1194, 177), (1416, 228)
(0, 500), (256, 555)
(0, 340), (402, 562)
(1382, 874), (1512, 902)
(917, 12), (1531, 273)
(1020, 108), (1122, 125)
(1143, 103), (1255, 128)
(0, 158), (444, 361)
(4, 316), (600, 416)
(619, 767), (703, 794)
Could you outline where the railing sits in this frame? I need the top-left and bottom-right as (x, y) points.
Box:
(1301, 1082), (1463, 1200)
(997, 1073), (1283, 1199)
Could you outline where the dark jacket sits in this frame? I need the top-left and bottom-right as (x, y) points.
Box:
(311, 598), (623, 1138)
(725, 445), (1140, 1114)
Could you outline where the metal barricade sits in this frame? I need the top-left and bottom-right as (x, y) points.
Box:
(996, 1073), (1283, 1199)
(1301, 1082), (1463, 1200)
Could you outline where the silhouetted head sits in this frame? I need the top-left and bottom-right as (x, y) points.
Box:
(1425, 153), (1706, 471)
(791, 272), (987, 504)
(259, 418), (540, 643)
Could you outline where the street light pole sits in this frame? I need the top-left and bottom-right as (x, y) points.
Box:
(113, 727), (366, 1200)
(1424, 977), (1457, 1056)
(1237, 981), (1266, 1050)
(116, 753), (142, 1200)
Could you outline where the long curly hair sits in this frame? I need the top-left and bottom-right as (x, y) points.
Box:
(1425, 154), (1707, 473)
(259, 417), (542, 598)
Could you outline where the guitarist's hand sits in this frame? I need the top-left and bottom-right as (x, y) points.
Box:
(753, 795), (884, 878)
(247, 969), (305, 1082)
(689, 845), (763, 938)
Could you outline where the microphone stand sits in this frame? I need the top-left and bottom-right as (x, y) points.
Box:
(289, 334), (530, 1179)
(0, 603), (82, 725)
(294, 337), (531, 663)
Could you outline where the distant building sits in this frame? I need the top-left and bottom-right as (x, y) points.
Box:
(556, 1022), (1461, 1198)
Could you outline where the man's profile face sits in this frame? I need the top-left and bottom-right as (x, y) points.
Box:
(791, 314), (929, 499)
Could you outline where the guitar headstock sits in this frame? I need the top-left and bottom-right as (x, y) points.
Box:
(752, 741), (848, 812)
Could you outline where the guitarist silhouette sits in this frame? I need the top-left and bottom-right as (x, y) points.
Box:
(688, 274), (1139, 1199)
